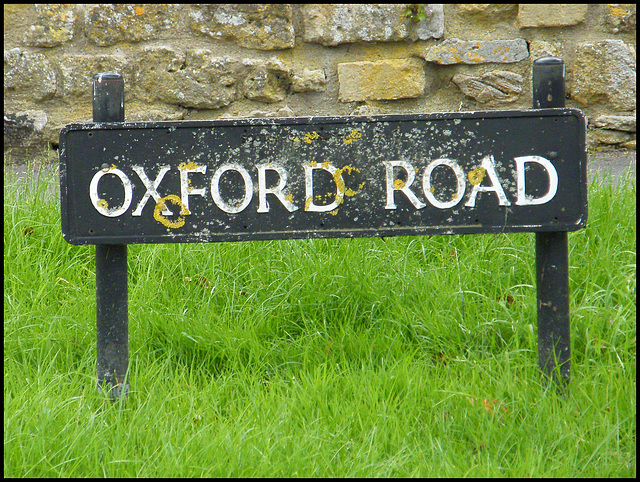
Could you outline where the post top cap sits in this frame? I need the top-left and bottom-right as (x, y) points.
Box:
(533, 57), (564, 65)
(93, 72), (122, 81)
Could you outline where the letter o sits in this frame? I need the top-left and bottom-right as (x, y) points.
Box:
(422, 158), (466, 209)
(210, 164), (253, 213)
(89, 168), (133, 217)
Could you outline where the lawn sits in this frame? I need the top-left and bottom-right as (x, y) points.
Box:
(4, 160), (636, 477)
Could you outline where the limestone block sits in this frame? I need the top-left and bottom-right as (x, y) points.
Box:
(338, 59), (425, 102)
(240, 60), (290, 103)
(291, 68), (326, 93)
(4, 48), (56, 102)
(134, 47), (238, 110)
(175, 50), (239, 109)
(411, 4), (445, 41)
(572, 40), (636, 111)
(190, 4), (294, 50)
(301, 4), (443, 47)
(452, 70), (523, 103)
(517, 4), (588, 28)
(422, 38), (528, 65)
(529, 40), (562, 60)
(593, 115), (636, 132)
(604, 4), (636, 33)
(85, 4), (180, 46)
(24, 4), (75, 47)
(456, 4), (517, 17)
(58, 55), (130, 98)
(591, 129), (634, 146)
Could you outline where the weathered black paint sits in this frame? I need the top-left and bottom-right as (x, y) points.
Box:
(533, 57), (571, 392)
(92, 72), (129, 400)
(536, 231), (571, 388)
(96, 243), (129, 399)
(59, 109), (587, 245)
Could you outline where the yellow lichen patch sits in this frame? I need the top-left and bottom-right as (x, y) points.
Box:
(451, 192), (458, 200)
(430, 187), (435, 193)
(304, 196), (313, 211)
(309, 160), (317, 167)
(467, 52), (486, 63)
(334, 165), (361, 197)
(343, 129), (362, 144)
(303, 131), (319, 144)
(468, 167), (486, 185)
(609, 5), (627, 17)
(394, 179), (406, 189)
(285, 193), (294, 204)
(332, 170), (347, 194)
(97, 199), (109, 209)
(343, 188), (357, 196)
(154, 195), (186, 229)
(339, 165), (359, 175)
(290, 136), (300, 142)
(178, 161), (199, 170)
(134, 6), (145, 15)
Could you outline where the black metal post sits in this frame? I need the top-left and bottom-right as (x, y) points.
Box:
(93, 73), (129, 400)
(532, 57), (570, 392)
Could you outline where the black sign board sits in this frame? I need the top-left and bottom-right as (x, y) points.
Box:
(59, 109), (587, 245)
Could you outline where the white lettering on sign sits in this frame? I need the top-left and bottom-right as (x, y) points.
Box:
(257, 164), (298, 213)
(465, 155), (511, 207)
(87, 156), (560, 222)
(304, 162), (343, 212)
(514, 155), (558, 206)
(132, 165), (171, 216)
(89, 165), (133, 217)
(384, 160), (426, 210)
(210, 164), (253, 214)
(422, 158), (466, 209)
(179, 162), (207, 215)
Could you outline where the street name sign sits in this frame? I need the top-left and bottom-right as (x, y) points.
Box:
(59, 109), (587, 245)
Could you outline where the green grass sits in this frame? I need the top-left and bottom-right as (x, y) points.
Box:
(4, 160), (636, 477)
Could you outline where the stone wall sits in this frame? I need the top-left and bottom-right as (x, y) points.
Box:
(4, 4), (636, 162)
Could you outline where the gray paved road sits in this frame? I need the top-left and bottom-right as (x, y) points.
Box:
(586, 149), (636, 185)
